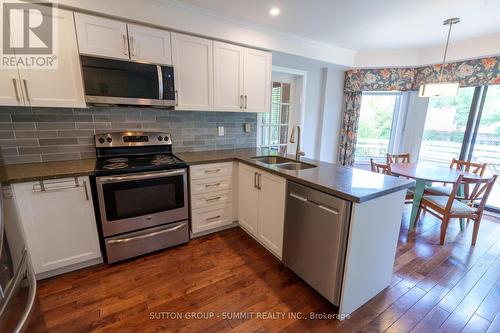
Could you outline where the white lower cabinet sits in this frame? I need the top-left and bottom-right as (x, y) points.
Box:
(238, 163), (286, 258)
(189, 162), (236, 235)
(12, 177), (102, 276)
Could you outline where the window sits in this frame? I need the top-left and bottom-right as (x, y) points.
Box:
(355, 92), (403, 163)
(259, 81), (291, 153)
(419, 87), (475, 165)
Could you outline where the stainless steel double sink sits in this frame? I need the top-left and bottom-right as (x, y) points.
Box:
(251, 156), (317, 170)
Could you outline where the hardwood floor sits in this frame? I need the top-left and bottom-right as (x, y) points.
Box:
(28, 208), (500, 332)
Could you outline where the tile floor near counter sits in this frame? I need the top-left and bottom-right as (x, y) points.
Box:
(28, 208), (500, 333)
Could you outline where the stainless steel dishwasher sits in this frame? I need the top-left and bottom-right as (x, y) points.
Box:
(283, 181), (351, 306)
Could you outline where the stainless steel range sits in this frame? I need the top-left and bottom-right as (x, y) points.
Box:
(93, 132), (189, 263)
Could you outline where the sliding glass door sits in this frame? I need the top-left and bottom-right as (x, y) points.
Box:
(419, 85), (500, 211)
(469, 85), (500, 210)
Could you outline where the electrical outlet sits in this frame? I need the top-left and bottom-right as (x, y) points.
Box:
(244, 123), (251, 133)
(217, 126), (225, 136)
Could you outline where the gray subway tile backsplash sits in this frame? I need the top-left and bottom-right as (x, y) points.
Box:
(0, 106), (257, 165)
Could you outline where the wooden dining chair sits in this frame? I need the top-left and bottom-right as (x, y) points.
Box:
(426, 158), (487, 198)
(370, 159), (392, 175)
(387, 153), (410, 164)
(416, 174), (497, 245)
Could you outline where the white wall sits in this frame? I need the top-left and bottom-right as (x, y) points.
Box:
(272, 52), (345, 162)
(355, 33), (500, 68)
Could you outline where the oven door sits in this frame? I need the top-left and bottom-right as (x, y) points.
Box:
(95, 169), (188, 237)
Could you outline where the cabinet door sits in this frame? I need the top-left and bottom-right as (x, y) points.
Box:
(0, 68), (24, 106)
(12, 177), (101, 274)
(243, 49), (272, 112)
(18, 9), (85, 108)
(128, 24), (172, 65)
(213, 41), (244, 112)
(74, 12), (129, 59)
(258, 171), (286, 258)
(171, 33), (213, 111)
(238, 164), (259, 236)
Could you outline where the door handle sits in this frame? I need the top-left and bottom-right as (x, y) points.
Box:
(244, 95), (248, 109)
(175, 90), (179, 106)
(240, 94), (244, 109)
(22, 79), (30, 102)
(257, 173), (261, 190)
(254, 172), (258, 188)
(12, 78), (20, 102)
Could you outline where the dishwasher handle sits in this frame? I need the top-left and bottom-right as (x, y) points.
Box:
(289, 192), (339, 215)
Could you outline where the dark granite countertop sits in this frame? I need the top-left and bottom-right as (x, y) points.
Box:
(0, 159), (96, 184)
(0, 148), (413, 203)
(176, 148), (414, 203)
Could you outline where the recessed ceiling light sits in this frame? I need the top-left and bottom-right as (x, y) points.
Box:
(269, 7), (280, 16)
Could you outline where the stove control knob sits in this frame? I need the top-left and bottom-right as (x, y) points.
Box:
(157, 136), (163, 141)
(164, 136), (169, 142)
(106, 137), (112, 143)
(98, 138), (105, 144)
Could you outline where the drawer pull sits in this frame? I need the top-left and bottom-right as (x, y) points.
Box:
(205, 196), (221, 202)
(205, 182), (221, 188)
(206, 215), (221, 221)
(204, 168), (221, 174)
(107, 224), (185, 244)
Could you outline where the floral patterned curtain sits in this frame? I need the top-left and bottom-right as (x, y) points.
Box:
(338, 55), (500, 166)
(338, 92), (362, 166)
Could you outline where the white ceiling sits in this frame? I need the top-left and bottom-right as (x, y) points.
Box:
(174, 0), (500, 52)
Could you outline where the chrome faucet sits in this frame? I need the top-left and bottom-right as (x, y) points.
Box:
(289, 125), (305, 161)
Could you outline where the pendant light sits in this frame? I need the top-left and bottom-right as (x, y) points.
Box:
(419, 18), (460, 97)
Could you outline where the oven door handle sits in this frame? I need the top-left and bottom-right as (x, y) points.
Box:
(107, 223), (186, 244)
(98, 169), (186, 183)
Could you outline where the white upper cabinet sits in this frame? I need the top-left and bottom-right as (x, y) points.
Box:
(171, 33), (213, 111)
(243, 48), (272, 112)
(213, 42), (244, 111)
(127, 24), (172, 65)
(74, 12), (129, 59)
(213, 42), (272, 113)
(17, 9), (85, 108)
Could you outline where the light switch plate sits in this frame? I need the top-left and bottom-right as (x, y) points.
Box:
(244, 123), (251, 133)
(217, 126), (224, 136)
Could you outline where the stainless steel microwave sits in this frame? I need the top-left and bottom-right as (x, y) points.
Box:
(80, 56), (175, 107)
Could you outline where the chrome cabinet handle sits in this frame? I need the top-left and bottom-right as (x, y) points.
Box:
(254, 172), (258, 188)
(122, 34), (128, 55)
(257, 173), (261, 190)
(204, 168), (220, 174)
(22, 79), (30, 102)
(83, 180), (89, 201)
(205, 182), (221, 188)
(240, 94), (244, 109)
(129, 36), (135, 56)
(244, 95), (248, 109)
(206, 215), (221, 221)
(12, 78), (20, 102)
(175, 90), (179, 106)
(205, 196), (221, 202)
(107, 224), (185, 244)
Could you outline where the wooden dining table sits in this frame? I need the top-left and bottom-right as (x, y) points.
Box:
(390, 163), (481, 230)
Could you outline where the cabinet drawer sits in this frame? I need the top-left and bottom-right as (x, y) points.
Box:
(190, 162), (233, 180)
(192, 203), (233, 234)
(191, 189), (232, 210)
(190, 175), (232, 195)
